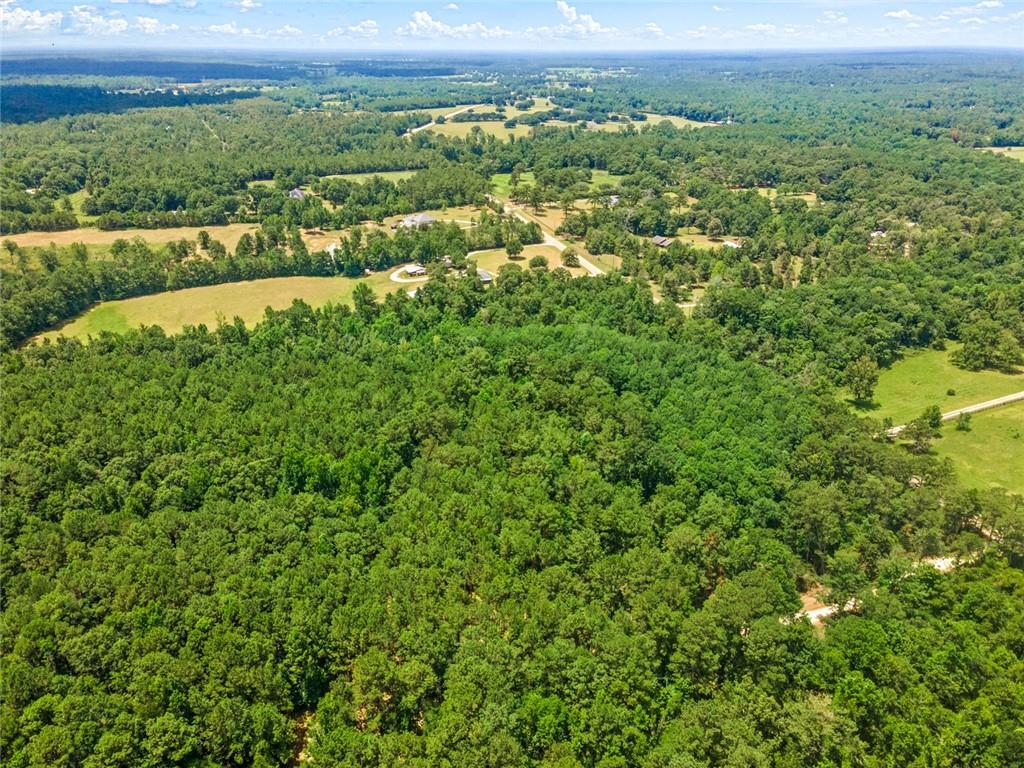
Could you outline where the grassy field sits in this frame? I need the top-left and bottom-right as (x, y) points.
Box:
(980, 146), (1024, 161)
(470, 244), (585, 276)
(491, 169), (620, 199)
(395, 104), (485, 120)
(933, 402), (1024, 494)
(428, 121), (535, 141)
(67, 189), (99, 225)
(641, 113), (715, 129)
(674, 227), (739, 249)
(4, 223), (261, 252)
(856, 344), (1023, 424)
(322, 170), (418, 183)
(426, 98), (558, 141)
(38, 271), (401, 342)
(751, 187), (819, 204)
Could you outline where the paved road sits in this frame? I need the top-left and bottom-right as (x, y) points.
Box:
(407, 104), (480, 136)
(887, 390), (1024, 436)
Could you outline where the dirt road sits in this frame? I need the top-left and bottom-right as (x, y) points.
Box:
(407, 104), (481, 136)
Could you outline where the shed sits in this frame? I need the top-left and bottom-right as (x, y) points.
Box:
(477, 268), (494, 284)
(405, 264), (427, 277)
(722, 239), (742, 249)
(651, 235), (674, 248)
(289, 188), (306, 200)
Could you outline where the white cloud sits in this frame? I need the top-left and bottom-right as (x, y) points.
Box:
(444, 2), (459, 9)
(136, 15), (178, 33)
(146, 0), (172, 6)
(228, 0), (260, 12)
(885, 9), (921, 20)
(936, 1), (1003, 19)
(204, 19), (299, 37)
(959, 15), (986, 23)
(686, 24), (717, 38)
(396, 10), (509, 38)
(528, 1), (617, 38)
(1, 2), (63, 32)
(644, 21), (664, 37)
(819, 10), (848, 25)
(207, 21), (241, 34)
(326, 19), (379, 38)
(745, 22), (776, 33)
(712, 5), (725, 11)
(68, 5), (130, 34)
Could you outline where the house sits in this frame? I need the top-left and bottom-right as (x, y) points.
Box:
(477, 268), (494, 284)
(722, 239), (742, 249)
(289, 188), (306, 200)
(399, 213), (437, 229)
(405, 264), (427, 277)
(651, 235), (674, 248)
(608, 195), (621, 207)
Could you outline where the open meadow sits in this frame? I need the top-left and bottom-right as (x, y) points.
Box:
(4, 223), (260, 253)
(322, 170), (418, 183)
(933, 401), (1024, 494)
(856, 344), (1023, 424)
(37, 271), (402, 342)
(980, 146), (1024, 161)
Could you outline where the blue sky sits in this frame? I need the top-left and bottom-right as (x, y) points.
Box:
(2, 1), (1022, 51)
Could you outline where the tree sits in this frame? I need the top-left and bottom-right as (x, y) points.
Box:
(506, 234), (523, 260)
(706, 217), (724, 240)
(352, 282), (377, 320)
(528, 254), (548, 270)
(528, 186), (544, 214)
(561, 247), (580, 268)
(953, 317), (1024, 373)
(955, 412), (972, 431)
(902, 417), (937, 454)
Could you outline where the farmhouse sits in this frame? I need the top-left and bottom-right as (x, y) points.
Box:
(398, 213), (437, 229)
(289, 188), (306, 200)
(405, 264), (427, 277)
(651, 235), (674, 248)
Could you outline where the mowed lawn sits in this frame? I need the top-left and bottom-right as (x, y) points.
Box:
(38, 272), (401, 342)
(934, 402), (1024, 494)
(858, 344), (1023, 424)
(470, 244), (586, 276)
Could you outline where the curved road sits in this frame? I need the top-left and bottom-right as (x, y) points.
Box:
(887, 390), (1024, 436)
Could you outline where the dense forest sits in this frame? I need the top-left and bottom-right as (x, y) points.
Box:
(2, 52), (1024, 767)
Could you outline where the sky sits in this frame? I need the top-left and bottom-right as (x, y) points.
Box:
(2, 0), (1022, 52)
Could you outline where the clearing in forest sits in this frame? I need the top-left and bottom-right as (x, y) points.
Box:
(980, 146), (1024, 161)
(933, 401), (1024, 494)
(3, 223), (261, 253)
(321, 170), (418, 183)
(855, 344), (1023, 425)
(470, 244), (585, 276)
(36, 272), (400, 342)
